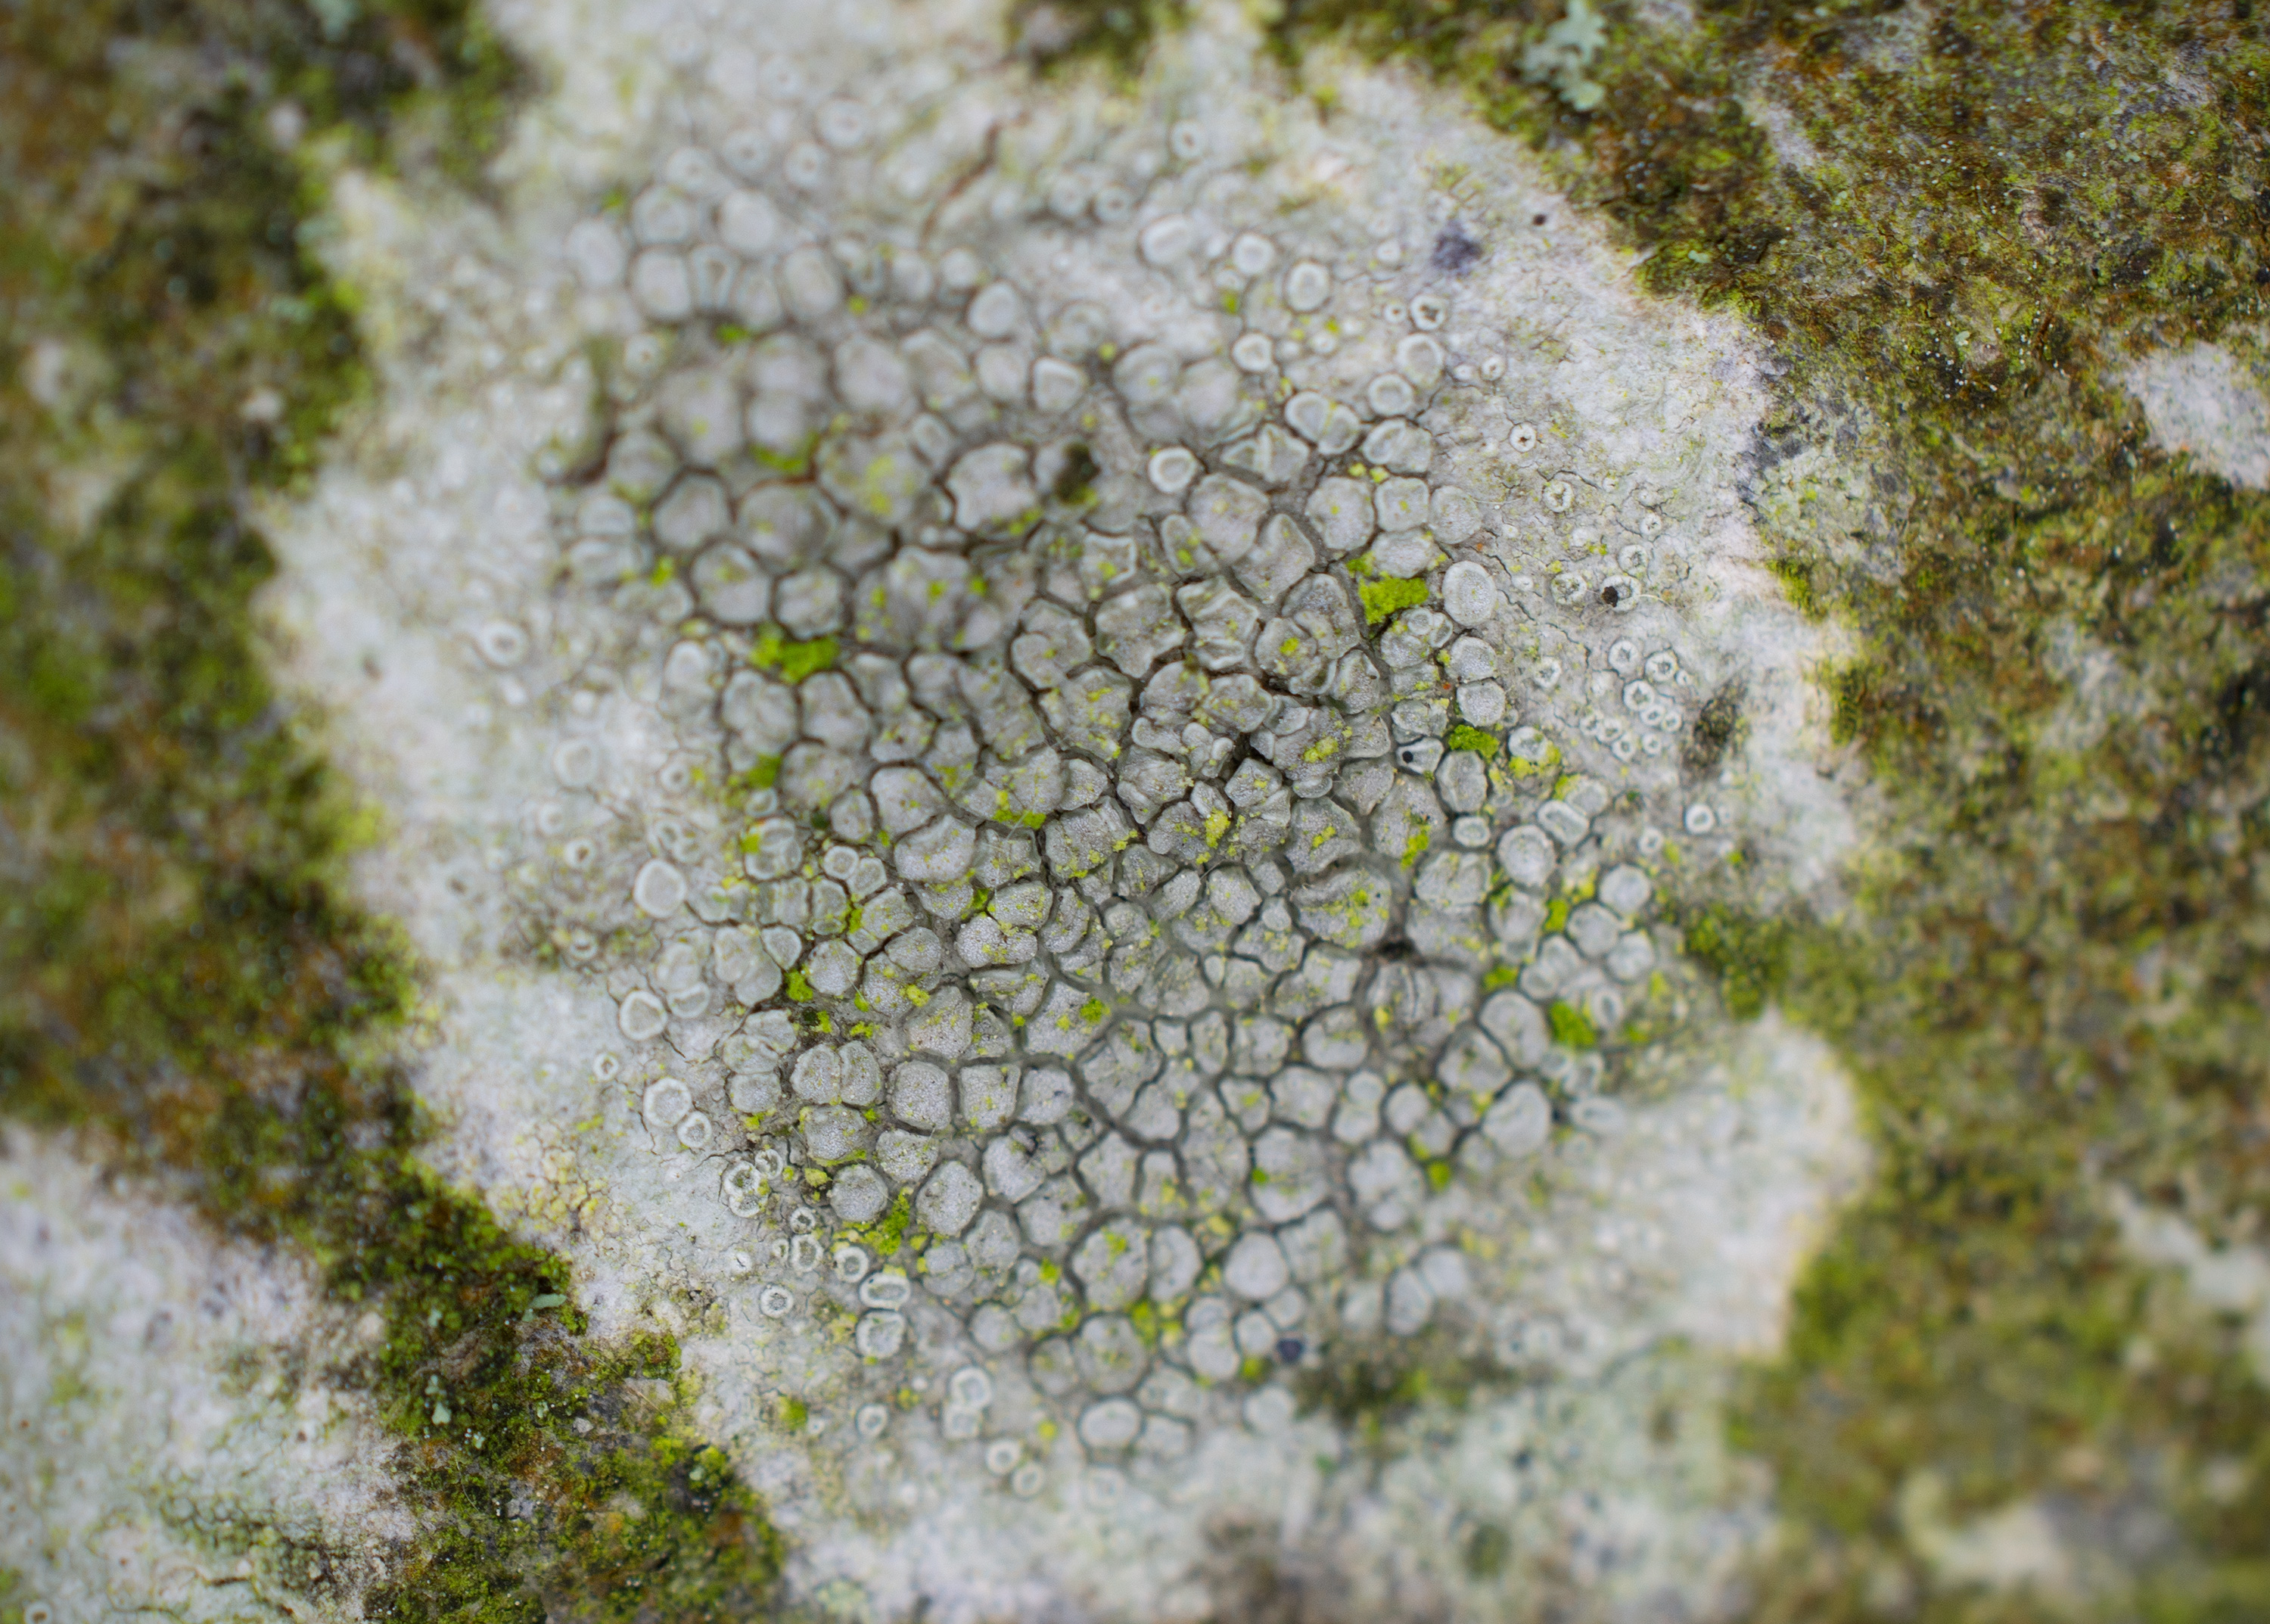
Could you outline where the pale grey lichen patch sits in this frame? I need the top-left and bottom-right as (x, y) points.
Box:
(2126, 341), (2270, 490)
(1894, 1478), (2083, 1607)
(1736, 95), (1822, 173)
(0, 1128), (415, 1624)
(250, 0), (1875, 1616)
(2033, 618), (2157, 769)
(1484, 1015), (1867, 1365)
(2107, 1186), (2270, 1384)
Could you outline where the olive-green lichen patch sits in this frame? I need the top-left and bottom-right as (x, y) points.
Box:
(1267, 0), (2270, 1612)
(0, 1), (775, 1616)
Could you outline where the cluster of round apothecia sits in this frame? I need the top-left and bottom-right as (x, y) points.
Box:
(524, 110), (1731, 1479)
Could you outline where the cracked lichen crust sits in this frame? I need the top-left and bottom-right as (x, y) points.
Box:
(260, 0), (1865, 1616)
(536, 29), (1794, 1407)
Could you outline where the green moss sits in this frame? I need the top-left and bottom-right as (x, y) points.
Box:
(1822, 661), (1886, 751)
(748, 626), (838, 683)
(1545, 999), (1597, 1049)
(1441, 724), (1500, 759)
(1359, 575), (1430, 626)
(370, 1337), (780, 1624)
(1680, 905), (1790, 1022)
(0, 2), (776, 1613)
(1765, 556), (1821, 620)
(1012, 0), (1186, 75)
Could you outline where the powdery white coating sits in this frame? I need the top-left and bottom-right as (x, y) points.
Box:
(2126, 341), (2270, 490)
(246, 0), (1876, 1618)
(0, 1128), (415, 1624)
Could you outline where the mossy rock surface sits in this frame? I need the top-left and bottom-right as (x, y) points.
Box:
(13, 0), (2270, 1618)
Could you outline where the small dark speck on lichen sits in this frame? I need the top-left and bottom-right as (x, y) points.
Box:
(1053, 441), (1100, 506)
(1430, 222), (1482, 275)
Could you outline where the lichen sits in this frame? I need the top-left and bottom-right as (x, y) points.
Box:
(748, 627), (840, 684)
(1441, 723), (1499, 759)
(46, 0), (2268, 1610)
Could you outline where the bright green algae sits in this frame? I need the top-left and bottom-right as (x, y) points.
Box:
(1239, 1), (2270, 1616)
(0, 2), (779, 1618)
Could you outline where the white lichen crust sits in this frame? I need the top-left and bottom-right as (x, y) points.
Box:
(2127, 340), (2270, 492)
(0, 1129), (414, 1624)
(253, 0), (1871, 1617)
